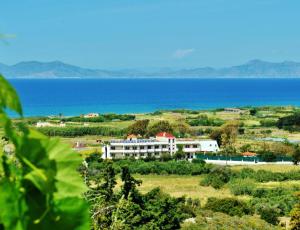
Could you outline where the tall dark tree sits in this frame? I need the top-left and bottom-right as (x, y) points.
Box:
(120, 166), (142, 200)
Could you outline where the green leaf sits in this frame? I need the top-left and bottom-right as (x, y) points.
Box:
(0, 74), (22, 116)
(51, 197), (90, 230)
(46, 138), (87, 199)
(0, 179), (27, 230)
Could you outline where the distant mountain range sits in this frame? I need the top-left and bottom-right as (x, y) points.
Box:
(2, 59), (300, 78)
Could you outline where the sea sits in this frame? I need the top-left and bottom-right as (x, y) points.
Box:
(8, 78), (300, 117)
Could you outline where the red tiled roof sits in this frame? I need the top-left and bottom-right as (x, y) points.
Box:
(241, 152), (257, 157)
(156, 132), (175, 138)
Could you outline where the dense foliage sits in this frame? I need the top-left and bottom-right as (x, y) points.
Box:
(205, 198), (253, 217)
(62, 114), (135, 123)
(181, 211), (279, 230)
(82, 159), (197, 229)
(37, 126), (125, 137)
(0, 75), (89, 229)
(187, 115), (225, 127)
(201, 166), (300, 189)
(126, 119), (149, 136)
(200, 166), (232, 189)
(277, 112), (300, 131)
(146, 121), (174, 137)
(84, 156), (212, 176)
(290, 192), (300, 230)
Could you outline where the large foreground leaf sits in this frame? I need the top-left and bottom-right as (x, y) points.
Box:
(0, 74), (22, 115)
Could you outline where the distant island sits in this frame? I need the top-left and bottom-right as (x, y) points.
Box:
(2, 59), (300, 78)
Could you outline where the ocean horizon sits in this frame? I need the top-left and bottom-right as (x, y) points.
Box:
(9, 78), (300, 117)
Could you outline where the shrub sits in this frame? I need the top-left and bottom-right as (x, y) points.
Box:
(228, 178), (256, 196)
(205, 197), (253, 217)
(200, 166), (233, 189)
(181, 211), (278, 230)
(259, 151), (277, 162)
(257, 205), (280, 225)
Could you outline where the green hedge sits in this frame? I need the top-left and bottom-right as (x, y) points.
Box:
(61, 113), (135, 123)
(37, 126), (125, 137)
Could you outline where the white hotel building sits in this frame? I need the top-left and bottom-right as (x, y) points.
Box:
(101, 132), (219, 159)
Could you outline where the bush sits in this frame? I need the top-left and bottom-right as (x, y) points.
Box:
(259, 152), (277, 162)
(181, 211), (278, 230)
(250, 187), (299, 216)
(228, 178), (256, 196)
(205, 197), (253, 217)
(187, 115), (225, 127)
(257, 205), (280, 225)
(200, 166), (233, 189)
(277, 112), (300, 131)
(260, 119), (277, 127)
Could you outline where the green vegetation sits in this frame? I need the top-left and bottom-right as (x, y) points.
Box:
(62, 113), (135, 123)
(277, 112), (300, 131)
(82, 159), (197, 229)
(204, 197), (253, 217)
(37, 126), (125, 137)
(0, 75), (89, 229)
(187, 114), (225, 127)
(3, 74), (300, 229)
(85, 156), (211, 175)
(182, 211), (279, 230)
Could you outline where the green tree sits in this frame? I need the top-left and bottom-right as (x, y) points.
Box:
(120, 166), (142, 200)
(126, 119), (149, 137)
(0, 75), (89, 229)
(292, 145), (300, 165)
(174, 144), (185, 160)
(249, 108), (258, 116)
(146, 121), (173, 137)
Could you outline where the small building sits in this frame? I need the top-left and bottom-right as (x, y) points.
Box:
(241, 151), (257, 157)
(84, 113), (99, 118)
(101, 132), (219, 159)
(224, 108), (245, 114)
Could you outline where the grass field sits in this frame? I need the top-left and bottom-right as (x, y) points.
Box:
(116, 174), (244, 203)
(232, 164), (300, 172)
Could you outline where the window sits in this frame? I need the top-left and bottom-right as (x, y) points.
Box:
(111, 153), (115, 158)
(162, 145), (166, 148)
(155, 145), (159, 149)
(125, 153), (130, 157)
(133, 146), (137, 150)
(111, 146), (115, 150)
(125, 146), (130, 150)
(148, 146), (152, 149)
(140, 146), (144, 149)
(155, 152), (159, 156)
(185, 145), (190, 148)
(140, 153), (144, 157)
(193, 145), (198, 148)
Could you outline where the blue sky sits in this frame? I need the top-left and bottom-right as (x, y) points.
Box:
(1, 0), (300, 69)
